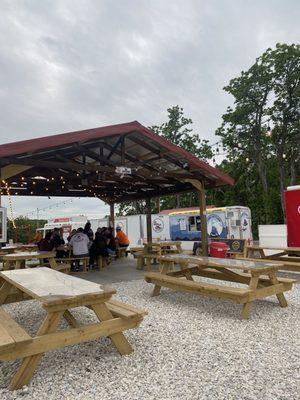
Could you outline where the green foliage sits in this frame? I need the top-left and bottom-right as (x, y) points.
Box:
(150, 106), (213, 160)
(7, 216), (47, 243)
(217, 43), (300, 226)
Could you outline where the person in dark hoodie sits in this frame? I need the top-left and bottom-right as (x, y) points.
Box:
(89, 231), (109, 269)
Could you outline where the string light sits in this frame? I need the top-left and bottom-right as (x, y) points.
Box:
(3, 180), (16, 229)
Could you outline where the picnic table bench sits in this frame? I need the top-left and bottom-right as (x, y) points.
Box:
(2, 251), (70, 273)
(145, 255), (295, 319)
(0, 267), (147, 390)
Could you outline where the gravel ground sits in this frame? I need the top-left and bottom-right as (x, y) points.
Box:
(0, 278), (299, 400)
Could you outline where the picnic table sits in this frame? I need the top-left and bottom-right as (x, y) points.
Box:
(136, 241), (183, 270)
(2, 251), (57, 270)
(244, 244), (300, 272)
(245, 243), (300, 259)
(145, 254), (295, 319)
(0, 267), (147, 390)
(0, 243), (38, 254)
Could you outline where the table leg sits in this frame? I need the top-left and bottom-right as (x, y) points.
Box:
(152, 261), (174, 296)
(92, 303), (133, 355)
(268, 271), (288, 307)
(48, 258), (58, 269)
(0, 281), (12, 304)
(241, 275), (259, 320)
(9, 311), (63, 390)
(63, 310), (80, 328)
(146, 258), (152, 271)
(180, 262), (194, 281)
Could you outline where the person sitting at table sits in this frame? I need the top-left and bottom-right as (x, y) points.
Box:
(38, 232), (54, 251)
(105, 227), (116, 256)
(115, 226), (130, 256)
(69, 228), (90, 272)
(84, 221), (94, 245)
(33, 230), (43, 244)
(51, 228), (67, 258)
(52, 228), (65, 247)
(67, 229), (77, 243)
(89, 231), (110, 269)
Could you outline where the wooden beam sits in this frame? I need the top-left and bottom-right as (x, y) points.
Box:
(198, 184), (208, 256)
(107, 136), (123, 160)
(1, 164), (33, 180)
(146, 198), (152, 243)
(109, 203), (115, 230)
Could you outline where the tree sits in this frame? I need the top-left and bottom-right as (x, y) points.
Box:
(151, 106), (213, 160)
(216, 60), (273, 222)
(7, 217), (47, 243)
(262, 44), (300, 209)
(217, 43), (300, 223)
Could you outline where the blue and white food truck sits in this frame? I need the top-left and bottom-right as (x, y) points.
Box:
(168, 206), (252, 253)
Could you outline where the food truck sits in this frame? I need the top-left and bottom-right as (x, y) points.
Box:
(168, 206), (252, 252)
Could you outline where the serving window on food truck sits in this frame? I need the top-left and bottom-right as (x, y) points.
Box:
(188, 216), (201, 232)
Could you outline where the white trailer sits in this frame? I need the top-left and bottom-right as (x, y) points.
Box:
(38, 215), (87, 241)
(90, 214), (170, 248)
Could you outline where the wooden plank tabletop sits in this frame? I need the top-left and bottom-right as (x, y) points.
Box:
(0, 267), (115, 304)
(158, 254), (283, 272)
(246, 244), (300, 252)
(3, 251), (55, 261)
(1, 244), (37, 250)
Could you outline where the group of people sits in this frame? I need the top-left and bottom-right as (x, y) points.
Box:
(36, 222), (130, 271)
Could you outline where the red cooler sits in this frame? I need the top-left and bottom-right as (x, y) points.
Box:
(209, 242), (229, 258)
(285, 186), (300, 247)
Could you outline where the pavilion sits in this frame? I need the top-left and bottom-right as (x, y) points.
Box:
(0, 121), (234, 255)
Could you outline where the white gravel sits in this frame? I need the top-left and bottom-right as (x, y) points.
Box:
(0, 278), (299, 400)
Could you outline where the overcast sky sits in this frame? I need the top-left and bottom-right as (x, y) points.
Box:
(0, 0), (299, 220)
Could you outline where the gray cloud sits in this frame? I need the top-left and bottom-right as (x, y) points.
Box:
(0, 0), (299, 218)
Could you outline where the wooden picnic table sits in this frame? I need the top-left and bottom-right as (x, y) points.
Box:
(244, 244), (300, 272)
(136, 241), (183, 270)
(0, 267), (147, 390)
(245, 243), (300, 259)
(2, 251), (57, 270)
(145, 254), (295, 319)
(0, 243), (38, 254)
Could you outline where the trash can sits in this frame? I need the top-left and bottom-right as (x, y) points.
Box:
(209, 242), (229, 258)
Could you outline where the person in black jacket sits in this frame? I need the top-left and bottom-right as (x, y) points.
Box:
(89, 231), (109, 268)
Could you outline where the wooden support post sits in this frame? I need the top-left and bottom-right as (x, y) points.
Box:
(109, 203), (115, 231)
(146, 198), (152, 243)
(198, 184), (208, 256)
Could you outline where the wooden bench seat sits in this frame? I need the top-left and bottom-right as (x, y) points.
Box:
(56, 257), (89, 273)
(53, 263), (71, 273)
(145, 272), (251, 303)
(168, 266), (297, 286)
(106, 299), (147, 320)
(0, 307), (32, 353)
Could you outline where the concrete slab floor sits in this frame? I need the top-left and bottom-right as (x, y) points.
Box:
(72, 255), (161, 285)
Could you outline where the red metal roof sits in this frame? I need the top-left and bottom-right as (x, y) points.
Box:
(0, 121), (234, 186)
